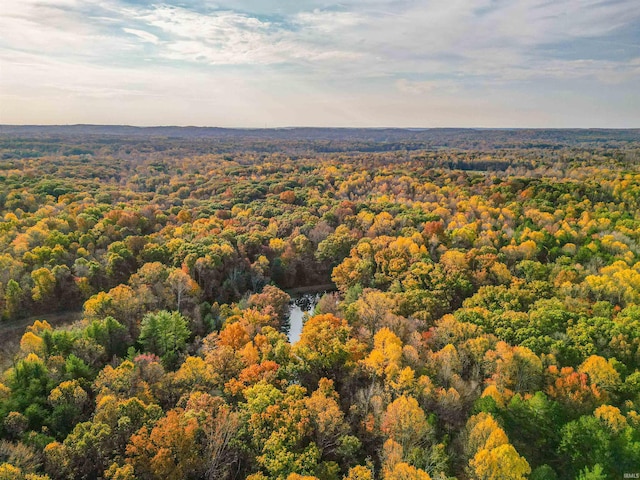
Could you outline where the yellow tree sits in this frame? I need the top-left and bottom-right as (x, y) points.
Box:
(19, 331), (45, 356)
(305, 378), (350, 455)
(383, 462), (432, 480)
(381, 396), (431, 454)
(293, 314), (359, 383)
(470, 444), (530, 480)
(31, 268), (56, 303)
(578, 355), (621, 393)
(466, 413), (530, 480)
(363, 328), (403, 379)
(344, 465), (374, 480)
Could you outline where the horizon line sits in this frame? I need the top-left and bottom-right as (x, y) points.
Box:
(1, 124), (639, 131)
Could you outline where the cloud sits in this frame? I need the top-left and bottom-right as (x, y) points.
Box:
(293, 9), (363, 33)
(122, 28), (160, 45)
(0, 0), (145, 60)
(126, 5), (363, 65)
(0, 0), (639, 126)
(139, 7), (289, 65)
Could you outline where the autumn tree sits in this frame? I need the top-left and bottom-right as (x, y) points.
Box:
(381, 396), (431, 454)
(293, 314), (360, 387)
(465, 413), (531, 480)
(125, 409), (204, 480)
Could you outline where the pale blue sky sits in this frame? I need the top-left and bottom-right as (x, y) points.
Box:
(1, 0), (639, 127)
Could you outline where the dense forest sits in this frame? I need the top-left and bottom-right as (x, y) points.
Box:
(0, 129), (640, 480)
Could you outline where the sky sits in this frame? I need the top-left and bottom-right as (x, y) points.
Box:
(0, 0), (639, 127)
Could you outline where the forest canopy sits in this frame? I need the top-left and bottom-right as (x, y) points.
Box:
(0, 129), (639, 480)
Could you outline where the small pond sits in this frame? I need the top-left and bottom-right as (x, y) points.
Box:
(287, 293), (322, 344)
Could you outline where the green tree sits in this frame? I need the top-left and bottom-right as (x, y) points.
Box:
(85, 316), (129, 358)
(138, 311), (190, 368)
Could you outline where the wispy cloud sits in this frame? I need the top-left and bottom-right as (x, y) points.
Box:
(122, 28), (160, 45)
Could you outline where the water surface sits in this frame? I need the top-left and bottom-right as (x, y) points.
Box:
(287, 293), (320, 343)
